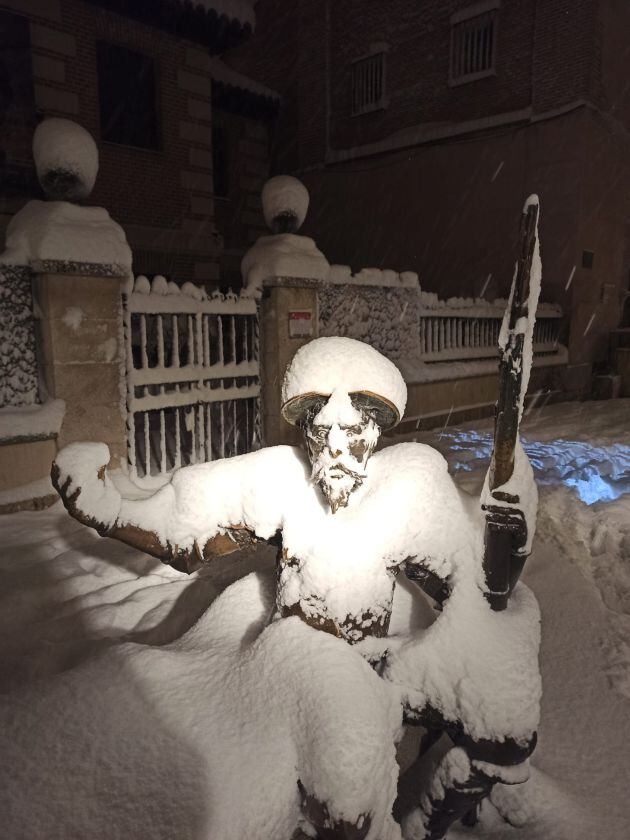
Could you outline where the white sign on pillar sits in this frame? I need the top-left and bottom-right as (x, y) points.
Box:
(289, 309), (313, 338)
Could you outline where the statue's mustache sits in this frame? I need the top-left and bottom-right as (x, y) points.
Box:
(310, 459), (364, 484)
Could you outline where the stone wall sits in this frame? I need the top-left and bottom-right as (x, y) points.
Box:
(0, 265), (38, 407)
(318, 284), (419, 363)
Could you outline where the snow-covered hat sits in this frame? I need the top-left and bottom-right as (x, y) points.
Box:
(282, 337), (407, 429)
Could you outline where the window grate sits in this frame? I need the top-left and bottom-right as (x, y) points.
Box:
(450, 10), (497, 83)
(351, 52), (386, 116)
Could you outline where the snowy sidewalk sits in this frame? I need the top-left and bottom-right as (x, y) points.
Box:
(1, 400), (629, 838)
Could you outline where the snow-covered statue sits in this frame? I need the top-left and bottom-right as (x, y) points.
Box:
(53, 203), (543, 839)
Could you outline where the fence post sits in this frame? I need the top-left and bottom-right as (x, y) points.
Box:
(260, 276), (320, 447)
(34, 261), (128, 468)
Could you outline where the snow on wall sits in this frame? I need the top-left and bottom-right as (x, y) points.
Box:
(328, 265), (419, 289)
(1, 200), (132, 279)
(242, 233), (330, 297)
(319, 284), (420, 364)
(0, 398), (65, 442)
(0, 265), (38, 408)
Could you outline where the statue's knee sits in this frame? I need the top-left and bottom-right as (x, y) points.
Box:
(453, 731), (537, 785)
(297, 781), (371, 840)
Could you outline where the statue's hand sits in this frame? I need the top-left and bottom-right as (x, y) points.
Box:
(481, 502), (528, 555)
(52, 442), (121, 534)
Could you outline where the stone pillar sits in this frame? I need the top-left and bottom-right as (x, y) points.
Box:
(34, 262), (127, 467)
(260, 277), (319, 447)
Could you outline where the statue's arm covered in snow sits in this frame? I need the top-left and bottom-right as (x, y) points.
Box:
(52, 442), (302, 573)
(376, 443), (480, 606)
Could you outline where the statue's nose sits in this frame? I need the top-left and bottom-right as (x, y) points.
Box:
(327, 423), (347, 457)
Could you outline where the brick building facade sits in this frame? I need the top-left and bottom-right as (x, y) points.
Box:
(228, 0), (630, 376)
(1, 0), (277, 287)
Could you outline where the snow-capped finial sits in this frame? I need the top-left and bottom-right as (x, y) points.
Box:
(261, 175), (309, 233)
(33, 118), (99, 202)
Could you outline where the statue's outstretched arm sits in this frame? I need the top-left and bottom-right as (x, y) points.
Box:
(52, 442), (287, 573)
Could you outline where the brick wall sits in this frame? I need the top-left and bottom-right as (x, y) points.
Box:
(599, 0), (630, 130)
(327, 0), (534, 153)
(214, 111), (270, 287)
(532, 0), (601, 114)
(230, 0), (601, 168)
(225, 0), (300, 171)
(1, 0), (223, 284)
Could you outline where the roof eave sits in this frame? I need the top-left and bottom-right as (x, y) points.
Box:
(83, 0), (254, 52)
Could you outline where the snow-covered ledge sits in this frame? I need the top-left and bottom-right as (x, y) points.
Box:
(0, 400), (66, 511)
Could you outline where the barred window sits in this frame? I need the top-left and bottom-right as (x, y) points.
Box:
(351, 51), (386, 116)
(450, 4), (498, 84)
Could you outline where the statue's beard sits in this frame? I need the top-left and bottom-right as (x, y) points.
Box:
(310, 456), (367, 514)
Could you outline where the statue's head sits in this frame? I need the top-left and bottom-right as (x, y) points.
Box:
(282, 337), (407, 513)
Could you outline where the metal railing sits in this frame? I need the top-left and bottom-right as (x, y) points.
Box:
(419, 305), (562, 362)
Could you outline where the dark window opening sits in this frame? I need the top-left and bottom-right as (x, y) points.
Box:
(0, 9), (36, 171)
(212, 119), (228, 197)
(97, 42), (159, 149)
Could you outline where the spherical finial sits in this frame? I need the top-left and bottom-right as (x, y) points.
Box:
(261, 175), (309, 234)
(33, 118), (99, 202)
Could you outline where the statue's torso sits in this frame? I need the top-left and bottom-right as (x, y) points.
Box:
(273, 443), (480, 643)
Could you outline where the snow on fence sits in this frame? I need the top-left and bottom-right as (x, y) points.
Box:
(318, 270), (563, 370)
(418, 297), (562, 362)
(123, 276), (260, 478)
(0, 265), (39, 408)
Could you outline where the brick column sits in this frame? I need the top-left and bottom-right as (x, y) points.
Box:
(260, 277), (319, 447)
(34, 262), (127, 467)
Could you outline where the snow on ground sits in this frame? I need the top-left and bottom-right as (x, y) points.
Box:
(1, 399), (629, 837)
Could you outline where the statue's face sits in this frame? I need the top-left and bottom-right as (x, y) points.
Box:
(302, 390), (381, 513)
